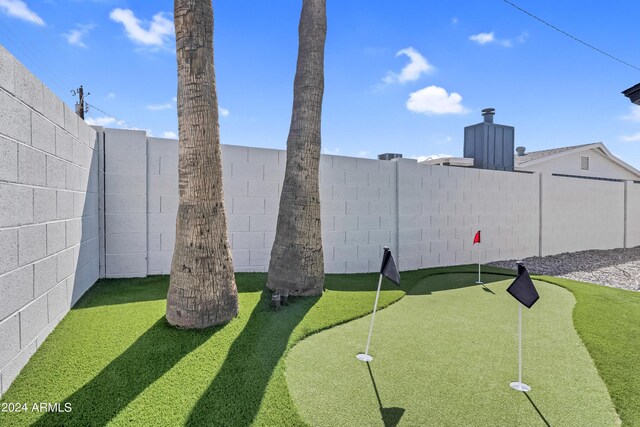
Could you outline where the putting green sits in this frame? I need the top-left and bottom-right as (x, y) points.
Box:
(285, 273), (620, 426)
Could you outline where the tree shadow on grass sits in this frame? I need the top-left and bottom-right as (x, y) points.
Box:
(31, 317), (219, 427)
(185, 291), (319, 426)
(366, 362), (405, 427)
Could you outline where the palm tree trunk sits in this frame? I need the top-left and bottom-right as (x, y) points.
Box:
(267, 0), (326, 296)
(167, 0), (238, 328)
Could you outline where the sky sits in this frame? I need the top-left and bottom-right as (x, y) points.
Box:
(2, 0), (640, 167)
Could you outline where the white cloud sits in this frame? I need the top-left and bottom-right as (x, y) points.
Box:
(63, 23), (94, 48)
(358, 150), (371, 158)
(85, 116), (116, 127)
(620, 132), (640, 142)
(383, 47), (434, 84)
(406, 85), (468, 116)
(162, 131), (177, 139)
(470, 31), (527, 47)
(621, 106), (640, 122)
(109, 8), (174, 47)
(107, 92), (116, 99)
(451, 17), (458, 26)
(219, 107), (230, 117)
(172, 96), (177, 102)
(147, 103), (172, 111)
(0, 0), (44, 25)
(323, 147), (341, 155)
(469, 32), (495, 45)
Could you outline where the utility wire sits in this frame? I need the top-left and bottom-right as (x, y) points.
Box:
(86, 102), (141, 130)
(502, 0), (640, 73)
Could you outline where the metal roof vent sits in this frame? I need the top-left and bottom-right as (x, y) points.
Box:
(482, 108), (495, 123)
(516, 146), (526, 156)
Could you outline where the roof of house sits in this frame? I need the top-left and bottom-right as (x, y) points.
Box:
(515, 143), (593, 164)
(515, 142), (640, 179)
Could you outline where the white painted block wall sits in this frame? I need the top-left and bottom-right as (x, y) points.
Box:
(540, 174), (625, 255)
(627, 182), (640, 247)
(0, 44), (99, 397)
(101, 129), (640, 278)
(395, 160), (539, 270)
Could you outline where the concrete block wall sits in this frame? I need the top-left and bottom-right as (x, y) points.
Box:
(540, 174), (625, 255)
(626, 182), (640, 247)
(102, 129), (148, 277)
(395, 160), (539, 270)
(0, 44), (99, 397)
(319, 154), (398, 273)
(101, 129), (640, 277)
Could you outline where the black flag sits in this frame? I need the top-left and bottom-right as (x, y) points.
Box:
(380, 247), (400, 286)
(506, 263), (539, 308)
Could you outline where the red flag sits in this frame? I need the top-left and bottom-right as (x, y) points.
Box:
(473, 230), (481, 244)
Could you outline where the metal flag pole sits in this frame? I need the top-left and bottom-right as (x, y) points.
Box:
(475, 236), (482, 284)
(510, 303), (531, 391)
(357, 274), (384, 362)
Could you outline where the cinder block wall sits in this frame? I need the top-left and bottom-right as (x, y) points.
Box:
(540, 174), (625, 255)
(396, 159), (539, 271)
(626, 182), (640, 247)
(101, 129), (640, 277)
(0, 45), (99, 396)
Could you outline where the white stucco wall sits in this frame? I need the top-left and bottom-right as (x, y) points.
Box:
(517, 148), (639, 181)
(0, 45), (99, 396)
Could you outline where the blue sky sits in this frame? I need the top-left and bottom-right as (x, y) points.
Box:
(2, 0), (640, 167)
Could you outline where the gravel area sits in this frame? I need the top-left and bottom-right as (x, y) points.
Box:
(488, 246), (640, 291)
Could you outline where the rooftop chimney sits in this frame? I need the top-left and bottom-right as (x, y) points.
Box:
(516, 146), (526, 156)
(463, 107), (514, 171)
(482, 108), (495, 123)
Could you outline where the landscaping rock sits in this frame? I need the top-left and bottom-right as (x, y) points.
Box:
(489, 246), (640, 292)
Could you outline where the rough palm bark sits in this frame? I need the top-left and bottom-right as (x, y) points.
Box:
(267, 0), (327, 296)
(167, 0), (238, 328)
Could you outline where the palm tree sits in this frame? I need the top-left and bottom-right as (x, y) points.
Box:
(267, 0), (327, 296)
(167, 0), (238, 328)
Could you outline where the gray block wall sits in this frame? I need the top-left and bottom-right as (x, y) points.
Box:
(100, 130), (638, 278)
(0, 44), (99, 397)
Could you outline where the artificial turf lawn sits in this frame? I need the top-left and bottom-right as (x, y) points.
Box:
(538, 276), (640, 427)
(286, 273), (620, 426)
(0, 266), (637, 426)
(0, 271), (407, 426)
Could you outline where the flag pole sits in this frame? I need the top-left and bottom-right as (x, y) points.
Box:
(475, 233), (482, 284)
(357, 274), (384, 362)
(510, 302), (531, 391)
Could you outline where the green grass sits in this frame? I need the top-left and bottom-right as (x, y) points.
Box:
(0, 271), (414, 426)
(286, 273), (620, 426)
(535, 276), (640, 427)
(0, 266), (638, 426)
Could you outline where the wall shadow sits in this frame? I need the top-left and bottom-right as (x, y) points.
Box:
(405, 272), (514, 296)
(366, 362), (405, 427)
(72, 273), (269, 309)
(185, 291), (318, 426)
(31, 317), (218, 427)
(324, 265), (516, 296)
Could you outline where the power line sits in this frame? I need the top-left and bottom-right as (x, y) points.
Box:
(86, 102), (141, 130)
(502, 0), (640, 73)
